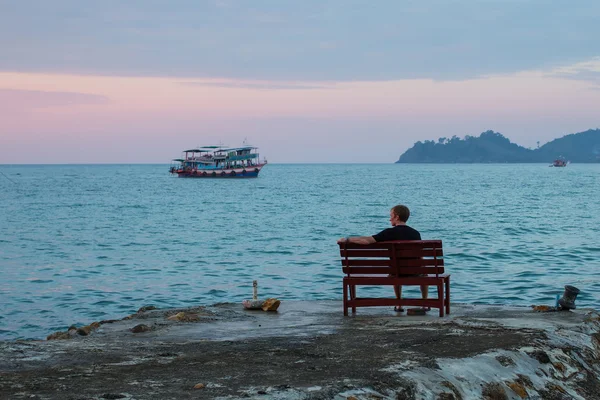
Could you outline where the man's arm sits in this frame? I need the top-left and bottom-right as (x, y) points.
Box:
(337, 236), (376, 245)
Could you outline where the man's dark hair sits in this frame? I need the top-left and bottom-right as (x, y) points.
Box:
(391, 205), (410, 222)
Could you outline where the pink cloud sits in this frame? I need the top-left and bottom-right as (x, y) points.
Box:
(0, 64), (599, 163)
(0, 88), (110, 112)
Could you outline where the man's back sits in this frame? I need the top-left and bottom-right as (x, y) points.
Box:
(373, 225), (421, 242)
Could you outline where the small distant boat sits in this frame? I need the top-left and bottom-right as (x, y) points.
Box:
(169, 145), (267, 178)
(550, 157), (568, 167)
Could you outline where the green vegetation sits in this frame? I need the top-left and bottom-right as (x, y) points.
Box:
(396, 129), (600, 163)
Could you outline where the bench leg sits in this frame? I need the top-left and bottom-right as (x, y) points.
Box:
(445, 276), (451, 315)
(343, 281), (348, 316)
(350, 285), (356, 314)
(437, 283), (444, 317)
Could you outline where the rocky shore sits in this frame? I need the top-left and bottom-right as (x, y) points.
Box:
(1, 301), (600, 399)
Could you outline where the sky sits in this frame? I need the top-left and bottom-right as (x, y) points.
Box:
(1, 0), (599, 163)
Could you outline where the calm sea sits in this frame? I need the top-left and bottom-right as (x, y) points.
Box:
(1, 164), (599, 340)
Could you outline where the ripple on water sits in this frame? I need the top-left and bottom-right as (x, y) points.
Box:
(92, 300), (117, 306)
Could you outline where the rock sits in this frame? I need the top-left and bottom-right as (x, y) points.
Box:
(553, 362), (566, 373)
(46, 331), (71, 340)
(167, 312), (200, 322)
(438, 394), (456, 400)
(539, 383), (569, 400)
(193, 383), (205, 389)
(101, 394), (126, 399)
(90, 321), (101, 330)
(262, 298), (281, 312)
(77, 326), (92, 336)
(495, 355), (515, 367)
(137, 305), (157, 313)
(528, 349), (551, 364)
(515, 374), (533, 388)
(167, 312), (184, 321)
(440, 381), (462, 400)
(506, 381), (528, 398)
(481, 382), (507, 400)
(99, 319), (119, 324)
(532, 305), (554, 312)
(130, 324), (150, 333)
(591, 332), (600, 355)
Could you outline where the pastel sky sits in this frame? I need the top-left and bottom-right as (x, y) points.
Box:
(1, 1), (599, 163)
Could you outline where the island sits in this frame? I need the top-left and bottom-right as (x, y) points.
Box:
(396, 129), (600, 163)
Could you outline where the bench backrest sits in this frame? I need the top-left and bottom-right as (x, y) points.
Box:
(339, 240), (444, 277)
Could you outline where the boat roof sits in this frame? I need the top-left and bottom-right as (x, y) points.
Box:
(172, 158), (185, 162)
(200, 145), (226, 149)
(217, 146), (257, 152)
(183, 149), (211, 153)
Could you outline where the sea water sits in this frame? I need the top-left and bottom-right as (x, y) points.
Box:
(1, 164), (599, 340)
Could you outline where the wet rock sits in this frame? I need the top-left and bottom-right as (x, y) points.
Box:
(538, 383), (569, 400)
(77, 326), (92, 336)
(495, 355), (515, 367)
(262, 298), (281, 311)
(532, 305), (557, 312)
(157, 352), (178, 357)
(481, 382), (507, 400)
(440, 381), (462, 400)
(528, 349), (551, 364)
(515, 374), (533, 388)
(506, 381), (528, 398)
(438, 394), (456, 400)
(90, 321), (101, 329)
(591, 332), (600, 355)
(552, 362), (566, 373)
(46, 331), (71, 340)
(137, 305), (157, 313)
(167, 312), (200, 322)
(395, 379), (417, 400)
(99, 319), (119, 324)
(130, 324), (150, 333)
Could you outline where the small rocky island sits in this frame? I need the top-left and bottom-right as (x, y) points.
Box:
(396, 129), (600, 163)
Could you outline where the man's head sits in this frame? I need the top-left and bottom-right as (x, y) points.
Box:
(389, 205), (410, 226)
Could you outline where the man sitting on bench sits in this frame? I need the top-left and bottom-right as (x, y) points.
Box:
(337, 204), (428, 312)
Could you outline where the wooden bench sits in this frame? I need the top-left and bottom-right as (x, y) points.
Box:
(339, 240), (450, 317)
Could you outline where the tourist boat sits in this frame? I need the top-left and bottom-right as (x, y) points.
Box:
(550, 157), (568, 167)
(169, 145), (267, 178)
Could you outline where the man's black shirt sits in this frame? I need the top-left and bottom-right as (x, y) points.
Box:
(373, 225), (421, 242)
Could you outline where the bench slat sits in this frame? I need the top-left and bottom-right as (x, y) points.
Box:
(343, 267), (445, 275)
(341, 258), (444, 267)
(340, 248), (443, 258)
(341, 240), (442, 250)
(339, 249), (393, 258)
(344, 274), (449, 284)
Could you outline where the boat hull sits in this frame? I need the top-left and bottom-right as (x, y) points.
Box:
(172, 164), (266, 178)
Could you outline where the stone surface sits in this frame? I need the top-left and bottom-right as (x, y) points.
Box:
(1, 301), (599, 399)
